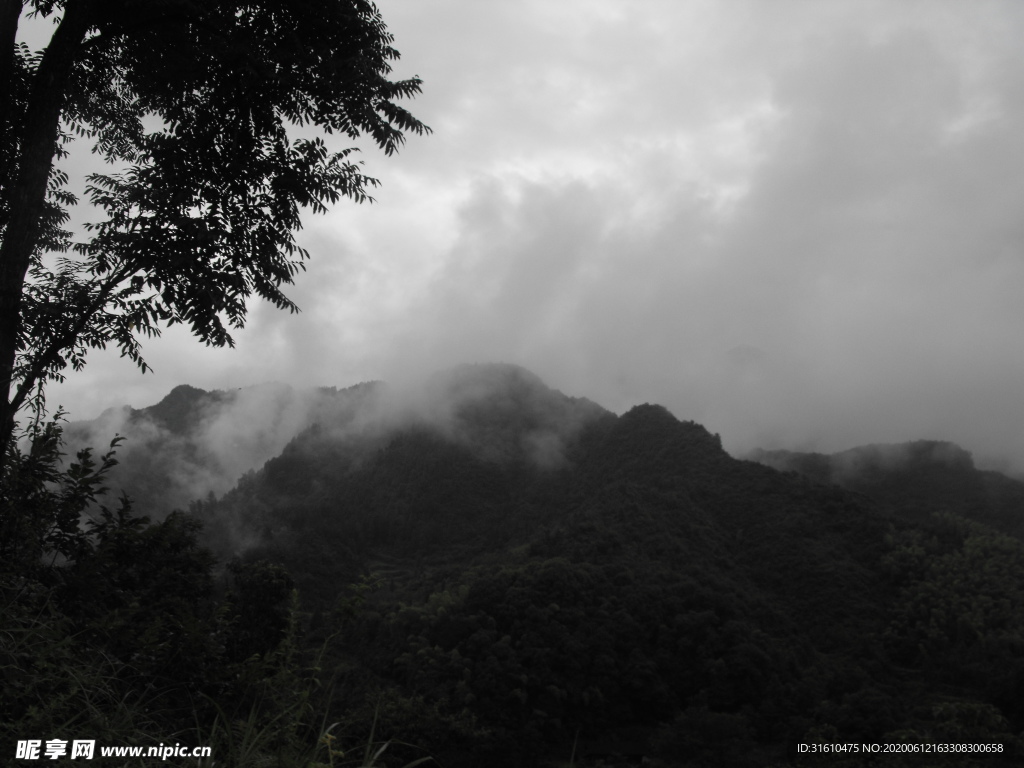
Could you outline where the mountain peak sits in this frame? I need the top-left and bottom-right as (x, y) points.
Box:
(621, 402), (678, 424)
(143, 384), (223, 435)
(620, 403), (724, 448)
(424, 363), (568, 414)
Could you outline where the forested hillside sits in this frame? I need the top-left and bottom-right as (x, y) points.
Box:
(750, 442), (1024, 540)
(180, 364), (1024, 766)
(5, 364), (1023, 766)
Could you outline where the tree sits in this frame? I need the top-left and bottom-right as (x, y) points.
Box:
(0, 0), (429, 455)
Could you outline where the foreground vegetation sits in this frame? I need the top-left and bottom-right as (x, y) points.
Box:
(0, 418), (434, 767)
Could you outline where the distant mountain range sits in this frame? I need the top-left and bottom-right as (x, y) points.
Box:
(749, 441), (1024, 541)
(69, 365), (1024, 546)
(65, 363), (1024, 766)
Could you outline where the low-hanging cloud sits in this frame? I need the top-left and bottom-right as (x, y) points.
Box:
(65, 384), (348, 514)
(65, 364), (602, 517)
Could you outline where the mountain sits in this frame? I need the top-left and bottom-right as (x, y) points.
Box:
(197, 364), (614, 577)
(173, 364), (1023, 767)
(63, 380), (380, 514)
(749, 441), (1024, 540)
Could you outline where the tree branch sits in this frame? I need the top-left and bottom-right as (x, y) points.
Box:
(9, 262), (133, 419)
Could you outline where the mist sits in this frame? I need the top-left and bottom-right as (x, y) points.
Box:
(65, 384), (348, 513)
(47, 0), (1024, 476)
(63, 365), (604, 515)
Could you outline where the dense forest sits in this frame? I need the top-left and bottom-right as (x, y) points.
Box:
(4, 364), (1024, 766)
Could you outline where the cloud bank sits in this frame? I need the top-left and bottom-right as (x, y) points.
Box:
(48, 0), (1024, 474)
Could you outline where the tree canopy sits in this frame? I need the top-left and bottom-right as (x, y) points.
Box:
(0, 0), (429, 450)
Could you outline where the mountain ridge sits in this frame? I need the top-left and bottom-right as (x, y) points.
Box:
(749, 440), (1024, 541)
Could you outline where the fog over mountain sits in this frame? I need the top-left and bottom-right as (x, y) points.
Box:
(66, 361), (1024, 543)
(65, 382), (351, 514)
(45, 0), (1024, 477)
(65, 365), (607, 515)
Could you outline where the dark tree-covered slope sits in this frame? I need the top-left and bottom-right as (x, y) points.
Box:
(750, 441), (1024, 540)
(189, 364), (1024, 767)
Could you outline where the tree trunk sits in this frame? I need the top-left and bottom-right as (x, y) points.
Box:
(0, 1), (23, 178)
(0, 0), (94, 456)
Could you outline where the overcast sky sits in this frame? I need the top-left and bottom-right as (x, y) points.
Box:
(45, 0), (1024, 472)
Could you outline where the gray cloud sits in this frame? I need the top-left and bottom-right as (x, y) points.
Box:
(48, 0), (1024, 475)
